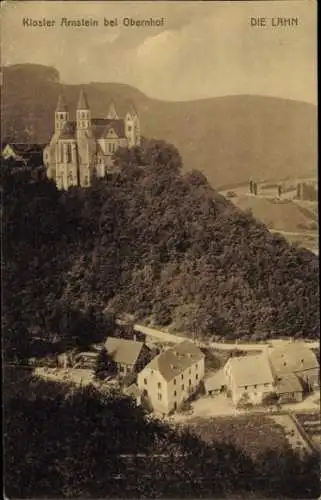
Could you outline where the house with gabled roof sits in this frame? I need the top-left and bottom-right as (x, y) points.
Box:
(105, 336), (150, 377)
(137, 340), (205, 414)
(224, 353), (275, 406)
(275, 372), (303, 403)
(2, 142), (46, 167)
(268, 344), (319, 392)
(44, 89), (140, 189)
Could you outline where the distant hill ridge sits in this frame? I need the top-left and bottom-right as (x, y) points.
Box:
(1, 64), (317, 188)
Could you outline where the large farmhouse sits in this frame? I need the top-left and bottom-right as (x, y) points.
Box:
(223, 354), (275, 406)
(137, 340), (205, 414)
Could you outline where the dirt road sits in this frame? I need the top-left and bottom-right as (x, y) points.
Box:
(133, 323), (319, 352)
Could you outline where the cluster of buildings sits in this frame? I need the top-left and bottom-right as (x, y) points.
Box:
(65, 333), (319, 415)
(205, 344), (319, 406)
(2, 89), (141, 190)
(43, 90), (141, 190)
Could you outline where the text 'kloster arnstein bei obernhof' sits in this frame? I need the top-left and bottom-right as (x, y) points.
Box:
(22, 17), (166, 28)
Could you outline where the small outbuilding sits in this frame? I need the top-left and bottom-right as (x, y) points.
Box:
(204, 369), (227, 396)
(276, 373), (303, 403)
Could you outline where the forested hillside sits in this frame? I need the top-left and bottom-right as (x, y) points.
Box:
(1, 64), (317, 187)
(2, 139), (319, 363)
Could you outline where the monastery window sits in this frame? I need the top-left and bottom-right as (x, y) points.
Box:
(196, 374), (199, 380)
(173, 391), (177, 397)
(128, 125), (132, 132)
(254, 385), (257, 389)
(157, 382), (161, 389)
(189, 369), (191, 375)
(264, 383), (269, 387)
(181, 384), (184, 391)
(144, 378), (147, 385)
(189, 379), (191, 386)
(244, 386), (248, 390)
(173, 379), (176, 386)
(60, 113), (64, 119)
(157, 393), (162, 401)
(67, 145), (72, 163)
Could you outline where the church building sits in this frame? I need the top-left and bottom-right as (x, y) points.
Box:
(43, 89), (140, 189)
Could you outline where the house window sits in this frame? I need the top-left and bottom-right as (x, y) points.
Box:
(60, 113), (64, 119)
(254, 385), (257, 389)
(173, 379), (176, 385)
(144, 378), (147, 385)
(264, 383), (269, 387)
(157, 393), (162, 401)
(157, 382), (161, 389)
(181, 374), (184, 380)
(196, 374), (199, 380)
(244, 386), (248, 390)
(189, 379), (191, 386)
(181, 384), (184, 390)
(174, 391), (177, 397)
(128, 125), (132, 132)
(119, 366), (124, 373)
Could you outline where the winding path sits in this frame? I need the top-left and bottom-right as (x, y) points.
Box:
(130, 322), (319, 352)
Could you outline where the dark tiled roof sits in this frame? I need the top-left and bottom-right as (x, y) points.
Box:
(92, 118), (125, 139)
(147, 341), (204, 382)
(59, 121), (76, 139)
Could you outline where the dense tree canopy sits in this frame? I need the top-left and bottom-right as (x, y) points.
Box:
(4, 379), (320, 498)
(2, 137), (319, 364)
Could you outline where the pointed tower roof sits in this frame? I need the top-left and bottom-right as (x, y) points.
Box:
(77, 89), (90, 109)
(107, 102), (118, 119)
(129, 102), (138, 116)
(56, 94), (68, 112)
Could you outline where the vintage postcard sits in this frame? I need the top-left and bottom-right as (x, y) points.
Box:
(2, 1), (319, 498)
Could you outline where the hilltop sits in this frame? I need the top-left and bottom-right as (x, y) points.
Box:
(2, 139), (319, 357)
(1, 64), (317, 188)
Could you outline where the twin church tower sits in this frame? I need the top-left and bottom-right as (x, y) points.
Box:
(43, 89), (141, 189)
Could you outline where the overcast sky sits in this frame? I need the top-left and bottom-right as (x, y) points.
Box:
(1, 1), (317, 103)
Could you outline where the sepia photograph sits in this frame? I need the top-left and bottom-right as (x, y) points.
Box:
(1, 0), (319, 498)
